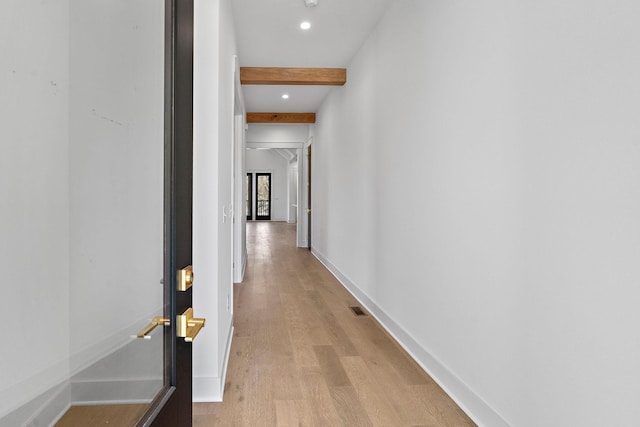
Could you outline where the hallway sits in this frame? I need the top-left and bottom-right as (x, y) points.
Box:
(194, 222), (475, 426)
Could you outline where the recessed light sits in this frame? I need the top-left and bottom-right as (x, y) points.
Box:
(282, 94), (289, 99)
(300, 21), (311, 30)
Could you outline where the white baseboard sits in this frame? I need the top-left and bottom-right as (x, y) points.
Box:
(193, 376), (221, 403)
(240, 250), (247, 283)
(0, 382), (70, 427)
(219, 325), (234, 400)
(0, 360), (69, 421)
(311, 248), (509, 427)
(193, 324), (234, 402)
(234, 249), (247, 284)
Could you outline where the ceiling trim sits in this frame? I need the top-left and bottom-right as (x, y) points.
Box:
(247, 112), (316, 124)
(240, 67), (346, 86)
(246, 142), (304, 149)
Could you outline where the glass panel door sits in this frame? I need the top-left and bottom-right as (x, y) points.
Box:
(246, 173), (253, 220)
(0, 0), (195, 425)
(62, 0), (167, 424)
(256, 173), (271, 220)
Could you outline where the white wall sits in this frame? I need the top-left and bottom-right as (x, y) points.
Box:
(247, 123), (309, 144)
(193, 0), (238, 402)
(0, 1), (71, 418)
(313, 1), (640, 426)
(246, 149), (289, 221)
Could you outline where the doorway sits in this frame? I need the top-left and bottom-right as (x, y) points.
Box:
(256, 173), (272, 220)
(246, 173), (271, 221)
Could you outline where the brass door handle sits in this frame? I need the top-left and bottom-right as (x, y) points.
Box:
(136, 308), (205, 342)
(177, 308), (205, 342)
(137, 316), (170, 339)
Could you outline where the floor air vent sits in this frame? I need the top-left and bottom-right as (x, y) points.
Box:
(350, 306), (367, 316)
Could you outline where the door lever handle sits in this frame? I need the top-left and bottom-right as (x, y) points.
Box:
(137, 316), (170, 339)
(136, 309), (205, 342)
(177, 308), (206, 342)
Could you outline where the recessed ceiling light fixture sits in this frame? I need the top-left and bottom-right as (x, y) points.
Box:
(282, 94), (289, 99)
(304, 0), (318, 7)
(300, 21), (311, 30)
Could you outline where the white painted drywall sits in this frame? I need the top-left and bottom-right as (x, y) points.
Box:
(193, 0), (237, 402)
(313, 1), (640, 426)
(0, 1), (71, 417)
(233, 55), (248, 285)
(246, 150), (289, 222)
(246, 124), (309, 143)
(233, 113), (247, 283)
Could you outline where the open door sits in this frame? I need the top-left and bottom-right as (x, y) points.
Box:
(255, 173), (272, 220)
(3, 0), (197, 425)
(139, 0), (196, 425)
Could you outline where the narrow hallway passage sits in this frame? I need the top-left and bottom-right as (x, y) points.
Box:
(194, 222), (475, 426)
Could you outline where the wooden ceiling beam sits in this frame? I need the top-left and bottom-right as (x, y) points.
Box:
(247, 112), (316, 124)
(240, 67), (346, 86)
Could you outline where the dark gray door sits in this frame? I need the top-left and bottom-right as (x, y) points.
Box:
(140, 1), (195, 425)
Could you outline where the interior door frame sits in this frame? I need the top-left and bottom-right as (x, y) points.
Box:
(307, 145), (311, 250)
(136, 0), (194, 425)
(307, 144), (311, 250)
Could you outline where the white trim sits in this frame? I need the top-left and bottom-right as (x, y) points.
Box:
(219, 325), (234, 400)
(0, 361), (69, 420)
(311, 248), (510, 427)
(304, 135), (313, 148)
(232, 54), (246, 289)
(296, 147), (305, 247)
(247, 142), (303, 149)
(193, 325), (234, 402)
(239, 250), (247, 283)
(193, 377), (221, 403)
(0, 382), (70, 427)
(297, 137), (312, 248)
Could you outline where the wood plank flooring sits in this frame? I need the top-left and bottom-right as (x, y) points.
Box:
(55, 404), (147, 426)
(194, 221), (476, 427)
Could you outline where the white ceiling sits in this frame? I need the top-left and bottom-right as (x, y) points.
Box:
(231, 0), (394, 113)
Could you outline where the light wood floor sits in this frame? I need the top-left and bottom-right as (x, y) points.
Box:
(194, 221), (475, 427)
(55, 404), (147, 426)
